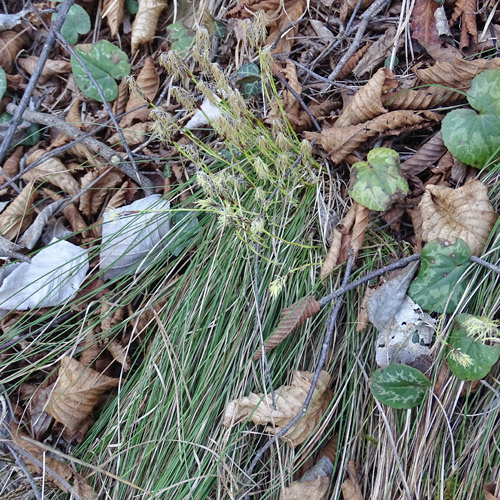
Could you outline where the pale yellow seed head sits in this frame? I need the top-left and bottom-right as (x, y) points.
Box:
(197, 81), (219, 106)
(248, 10), (268, 47)
(276, 154), (289, 174)
(251, 217), (265, 235)
(171, 86), (196, 112)
(275, 132), (290, 151)
(149, 109), (177, 144)
(463, 315), (500, 343)
(259, 46), (274, 75)
(254, 186), (266, 203)
(227, 91), (247, 120)
(210, 63), (230, 92)
(448, 347), (474, 368)
(253, 157), (269, 180)
(158, 52), (189, 85)
(269, 275), (287, 299)
(300, 139), (312, 157)
(256, 134), (270, 152)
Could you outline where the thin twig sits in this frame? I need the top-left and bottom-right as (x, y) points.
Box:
(470, 255), (500, 275)
(290, 60), (356, 89)
(318, 253), (421, 307)
(0, 0), (75, 190)
(5, 104), (153, 191)
(240, 252), (355, 495)
(275, 72), (322, 133)
(323, 0), (392, 87)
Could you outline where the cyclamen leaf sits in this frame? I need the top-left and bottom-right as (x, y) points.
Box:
(167, 22), (194, 57)
(348, 147), (409, 211)
(54, 4), (91, 44)
(253, 295), (321, 360)
(71, 41), (130, 102)
(0, 67), (6, 101)
(408, 238), (471, 313)
(236, 63), (261, 98)
(447, 314), (500, 381)
(442, 70), (500, 168)
(370, 363), (431, 409)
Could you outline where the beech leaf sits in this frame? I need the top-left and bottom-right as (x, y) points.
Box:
(447, 314), (500, 381)
(253, 295), (321, 360)
(131, 0), (168, 54)
(419, 179), (498, 256)
(442, 70), (500, 168)
(349, 148), (409, 211)
(223, 370), (332, 447)
(408, 238), (471, 313)
(370, 363), (431, 409)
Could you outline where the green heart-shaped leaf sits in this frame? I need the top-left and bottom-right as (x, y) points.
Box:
(71, 41), (130, 102)
(442, 70), (500, 168)
(0, 67), (6, 101)
(348, 147), (408, 211)
(371, 364), (431, 409)
(408, 239), (471, 313)
(54, 4), (91, 44)
(447, 314), (500, 381)
(167, 22), (194, 57)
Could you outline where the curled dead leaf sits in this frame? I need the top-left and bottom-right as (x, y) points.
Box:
(47, 356), (119, 439)
(253, 295), (321, 360)
(10, 426), (95, 499)
(2, 145), (23, 180)
(451, 0), (477, 50)
(0, 181), (37, 240)
(305, 110), (440, 164)
(419, 179), (498, 256)
(340, 0), (373, 21)
(103, 0), (125, 37)
(384, 85), (463, 111)
(341, 461), (364, 500)
(131, 0), (168, 54)
(24, 150), (80, 195)
(282, 475), (330, 499)
(337, 42), (373, 80)
(18, 56), (71, 84)
(415, 57), (500, 90)
(223, 370), (332, 447)
(43, 188), (89, 237)
(79, 169), (123, 216)
(335, 68), (398, 128)
(108, 121), (149, 146)
(401, 132), (447, 176)
(0, 30), (28, 72)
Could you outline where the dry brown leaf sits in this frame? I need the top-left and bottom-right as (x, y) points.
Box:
(335, 68), (397, 128)
(415, 57), (500, 90)
(47, 356), (119, 437)
(253, 295), (321, 360)
(108, 121), (149, 146)
(3, 145), (23, 180)
(223, 370), (331, 447)
(281, 476), (330, 500)
(226, 0), (279, 18)
(340, 0), (373, 21)
(24, 150), (80, 195)
(25, 385), (54, 440)
(267, 0), (307, 59)
(0, 30), (27, 72)
(337, 42), (372, 80)
(10, 425), (95, 499)
(411, 0), (441, 47)
(103, 0), (125, 37)
(126, 57), (159, 112)
(341, 461), (364, 500)
(384, 85), (464, 110)
(131, 0), (168, 54)
(353, 27), (402, 78)
(107, 339), (131, 370)
(43, 187), (89, 237)
(484, 482), (500, 500)
(401, 132), (447, 176)
(305, 110), (440, 164)
(79, 169), (123, 216)
(419, 179), (498, 256)
(451, 0), (477, 50)
(106, 181), (131, 210)
(356, 286), (375, 332)
(318, 433), (338, 464)
(0, 181), (37, 240)
(18, 56), (71, 84)
(114, 79), (129, 117)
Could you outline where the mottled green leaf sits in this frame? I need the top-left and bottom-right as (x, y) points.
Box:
(236, 63), (261, 98)
(442, 70), (500, 168)
(54, 4), (91, 44)
(348, 148), (409, 211)
(71, 41), (130, 102)
(167, 22), (194, 57)
(447, 314), (500, 381)
(125, 0), (138, 14)
(371, 364), (431, 409)
(0, 67), (6, 101)
(408, 239), (471, 313)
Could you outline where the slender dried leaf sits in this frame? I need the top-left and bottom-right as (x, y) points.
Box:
(131, 0), (168, 54)
(305, 110), (440, 164)
(335, 68), (398, 128)
(0, 181), (37, 240)
(18, 56), (71, 84)
(253, 295), (321, 359)
(337, 42), (372, 80)
(419, 179), (498, 256)
(223, 370), (332, 447)
(384, 85), (463, 110)
(103, 0), (125, 37)
(341, 461), (365, 500)
(401, 132), (447, 176)
(47, 356), (119, 438)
